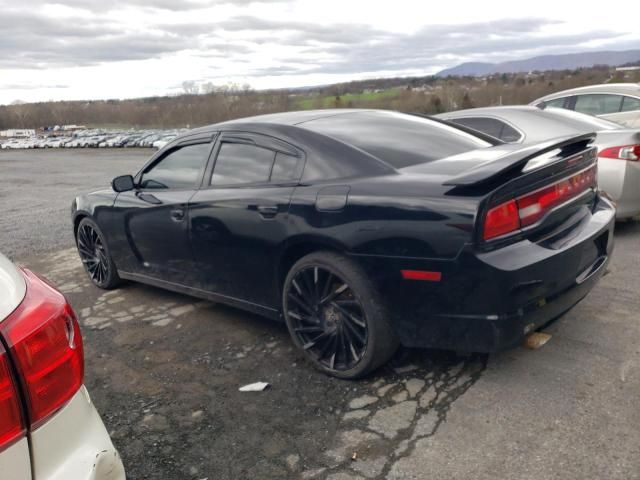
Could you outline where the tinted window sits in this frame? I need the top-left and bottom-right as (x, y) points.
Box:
(302, 111), (490, 168)
(574, 94), (623, 115)
(140, 143), (210, 189)
(621, 96), (640, 112)
(449, 117), (522, 143)
(542, 97), (567, 108)
(212, 143), (275, 185)
(271, 152), (301, 183)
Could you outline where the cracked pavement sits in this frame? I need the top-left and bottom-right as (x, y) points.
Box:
(3, 149), (640, 479)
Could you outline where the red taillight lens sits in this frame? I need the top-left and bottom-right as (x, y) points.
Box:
(0, 345), (25, 452)
(1, 269), (83, 429)
(599, 144), (640, 161)
(517, 165), (597, 227)
(483, 199), (520, 240)
(483, 165), (598, 241)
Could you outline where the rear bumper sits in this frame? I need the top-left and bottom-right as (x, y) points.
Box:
(30, 386), (125, 480)
(356, 196), (616, 352)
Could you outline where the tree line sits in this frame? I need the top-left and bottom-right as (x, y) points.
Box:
(1, 65), (637, 130)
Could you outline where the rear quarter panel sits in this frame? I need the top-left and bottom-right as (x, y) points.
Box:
(287, 175), (477, 260)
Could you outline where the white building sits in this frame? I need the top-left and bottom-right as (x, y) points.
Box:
(0, 129), (35, 138)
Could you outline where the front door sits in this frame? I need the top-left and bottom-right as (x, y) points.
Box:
(112, 140), (213, 283)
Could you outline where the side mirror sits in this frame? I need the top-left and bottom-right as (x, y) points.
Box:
(112, 175), (135, 193)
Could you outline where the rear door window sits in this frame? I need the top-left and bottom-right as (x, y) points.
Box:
(211, 143), (275, 186)
(574, 94), (623, 115)
(621, 96), (640, 112)
(449, 117), (522, 143)
(542, 97), (568, 109)
(271, 152), (303, 183)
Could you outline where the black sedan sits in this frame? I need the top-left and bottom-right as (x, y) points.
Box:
(72, 109), (615, 378)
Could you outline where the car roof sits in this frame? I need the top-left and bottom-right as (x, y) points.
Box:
(532, 83), (640, 103)
(436, 105), (621, 144)
(188, 109), (376, 132)
(437, 105), (621, 125)
(180, 109), (493, 171)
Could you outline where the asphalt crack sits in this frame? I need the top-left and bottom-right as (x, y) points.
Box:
(305, 351), (488, 480)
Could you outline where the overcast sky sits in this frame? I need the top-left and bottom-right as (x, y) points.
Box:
(0, 0), (638, 105)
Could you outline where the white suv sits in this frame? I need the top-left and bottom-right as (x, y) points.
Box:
(0, 253), (125, 480)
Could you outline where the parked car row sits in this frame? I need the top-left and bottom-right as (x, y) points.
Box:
(0, 129), (185, 150)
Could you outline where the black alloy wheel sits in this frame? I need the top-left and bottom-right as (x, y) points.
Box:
(283, 251), (398, 379)
(76, 218), (121, 289)
(287, 265), (368, 371)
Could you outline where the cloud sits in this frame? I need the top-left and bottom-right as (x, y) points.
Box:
(0, 84), (69, 90)
(210, 16), (625, 77)
(14, 0), (287, 11)
(0, 2), (633, 86)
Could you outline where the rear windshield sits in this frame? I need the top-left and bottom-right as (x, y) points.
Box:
(300, 111), (491, 168)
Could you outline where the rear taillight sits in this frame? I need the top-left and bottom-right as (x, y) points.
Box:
(0, 269), (83, 429)
(599, 144), (640, 162)
(0, 344), (25, 452)
(483, 200), (520, 240)
(483, 165), (597, 241)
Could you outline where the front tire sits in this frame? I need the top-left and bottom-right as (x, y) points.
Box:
(76, 217), (121, 289)
(283, 251), (398, 379)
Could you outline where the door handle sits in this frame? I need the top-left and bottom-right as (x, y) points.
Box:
(136, 192), (162, 205)
(256, 205), (278, 218)
(170, 208), (185, 222)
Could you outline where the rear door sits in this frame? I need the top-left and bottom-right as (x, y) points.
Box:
(189, 132), (304, 310)
(112, 136), (214, 282)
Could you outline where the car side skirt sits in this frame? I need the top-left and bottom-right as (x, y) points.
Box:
(118, 271), (280, 320)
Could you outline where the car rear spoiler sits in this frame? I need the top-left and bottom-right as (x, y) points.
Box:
(443, 133), (596, 186)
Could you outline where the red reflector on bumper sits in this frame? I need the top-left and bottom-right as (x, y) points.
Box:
(401, 270), (442, 282)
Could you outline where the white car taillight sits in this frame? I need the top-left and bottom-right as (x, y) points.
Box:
(0, 269), (84, 431)
(599, 144), (640, 162)
(0, 343), (25, 452)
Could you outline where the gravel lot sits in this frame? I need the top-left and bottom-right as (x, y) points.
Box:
(2, 149), (640, 480)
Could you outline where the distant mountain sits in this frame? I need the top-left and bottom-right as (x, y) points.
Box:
(436, 49), (640, 77)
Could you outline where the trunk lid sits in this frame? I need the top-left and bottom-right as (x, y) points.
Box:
(404, 134), (600, 250)
(593, 129), (640, 152)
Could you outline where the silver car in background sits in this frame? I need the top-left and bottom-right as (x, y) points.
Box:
(436, 106), (640, 219)
(0, 252), (125, 480)
(530, 83), (640, 128)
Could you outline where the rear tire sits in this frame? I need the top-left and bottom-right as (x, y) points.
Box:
(76, 217), (121, 290)
(283, 251), (399, 379)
